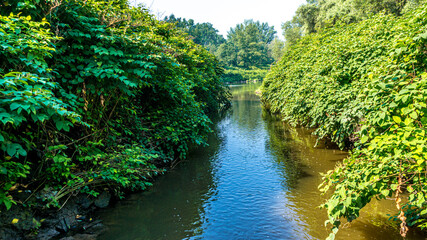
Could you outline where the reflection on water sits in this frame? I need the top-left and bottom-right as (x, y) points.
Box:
(97, 84), (425, 240)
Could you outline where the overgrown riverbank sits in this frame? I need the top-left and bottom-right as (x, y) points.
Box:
(0, 0), (229, 238)
(262, 3), (427, 239)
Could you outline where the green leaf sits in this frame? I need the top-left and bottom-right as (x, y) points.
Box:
(56, 121), (64, 131)
(392, 116), (401, 124)
(6, 143), (25, 157)
(404, 117), (412, 126)
(360, 135), (369, 143)
(4, 200), (12, 210)
(10, 102), (21, 111)
(327, 232), (336, 240)
(381, 189), (390, 197)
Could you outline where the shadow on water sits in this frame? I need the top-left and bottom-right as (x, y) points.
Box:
(97, 83), (426, 240)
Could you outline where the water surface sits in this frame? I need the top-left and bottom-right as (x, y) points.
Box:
(98, 84), (424, 239)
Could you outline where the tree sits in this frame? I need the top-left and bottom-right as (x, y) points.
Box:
(282, 0), (418, 48)
(216, 19), (276, 68)
(268, 38), (285, 62)
(164, 15), (225, 53)
(282, 20), (303, 48)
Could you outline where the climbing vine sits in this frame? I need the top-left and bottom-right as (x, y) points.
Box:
(262, 4), (427, 239)
(0, 0), (229, 212)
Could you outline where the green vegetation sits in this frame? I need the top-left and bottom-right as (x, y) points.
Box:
(214, 20), (281, 83)
(262, 2), (427, 239)
(0, 0), (229, 212)
(164, 14), (226, 53)
(282, 0), (422, 49)
(164, 16), (282, 84)
(215, 20), (276, 68)
(221, 67), (268, 84)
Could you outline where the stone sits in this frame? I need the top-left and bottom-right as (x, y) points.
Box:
(0, 228), (22, 240)
(36, 228), (61, 239)
(94, 192), (111, 208)
(77, 195), (93, 209)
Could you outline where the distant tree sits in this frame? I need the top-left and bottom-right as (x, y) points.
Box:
(282, 0), (417, 48)
(216, 19), (276, 68)
(268, 38), (285, 62)
(282, 19), (303, 48)
(164, 15), (225, 52)
(315, 0), (407, 29)
(215, 42), (238, 67)
(296, 2), (319, 34)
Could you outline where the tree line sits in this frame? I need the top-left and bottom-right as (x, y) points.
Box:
(164, 16), (285, 83)
(283, 0), (424, 48)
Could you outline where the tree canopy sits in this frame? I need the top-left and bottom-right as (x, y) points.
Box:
(164, 14), (225, 53)
(282, 0), (423, 48)
(215, 19), (276, 69)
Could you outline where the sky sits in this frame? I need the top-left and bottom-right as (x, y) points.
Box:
(134, 0), (306, 40)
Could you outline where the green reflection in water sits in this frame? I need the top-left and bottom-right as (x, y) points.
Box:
(97, 84), (426, 240)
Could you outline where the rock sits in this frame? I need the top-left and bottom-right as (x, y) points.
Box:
(0, 228), (22, 240)
(59, 237), (74, 240)
(6, 209), (38, 232)
(77, 195), (93, 209)
(94, 192), (111, 208)
(58, 217), (71, 232)
(36, 228), (61, 239)
(54, 203), (79, 232)
(0, 193), (107, 240)
(60, 233), (97, 240)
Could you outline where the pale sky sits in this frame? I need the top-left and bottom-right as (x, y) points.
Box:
(134, 0), (306, 40)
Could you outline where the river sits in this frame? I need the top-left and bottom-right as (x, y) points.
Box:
(97, 83), (424, 239)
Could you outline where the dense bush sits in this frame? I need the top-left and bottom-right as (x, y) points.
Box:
(0, 0), (229, 211)
(262, 4), (427, 239)
(222, 67), (268, 84)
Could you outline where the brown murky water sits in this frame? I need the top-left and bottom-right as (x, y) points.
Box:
(97, 84), (425, 239)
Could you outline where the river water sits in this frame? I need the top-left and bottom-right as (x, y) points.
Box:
(97, 84), (424, 239)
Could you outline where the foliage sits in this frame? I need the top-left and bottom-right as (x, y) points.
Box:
(0, 0), (230, 212)
(0, 13), (83, 210)
(222, 67), (268, 84)
(282, 0), (422, 48)
(268, 38), (285, 62)
(215, 19), (276, 69)
(262, 4), (427, 238)
(164, 14), (225, 53)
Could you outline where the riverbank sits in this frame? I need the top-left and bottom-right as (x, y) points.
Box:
(0, 193), (108, 239)
(90, 84), (426, 239)
(261, 4), (427, 238)
(0, 1), (229, 239)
